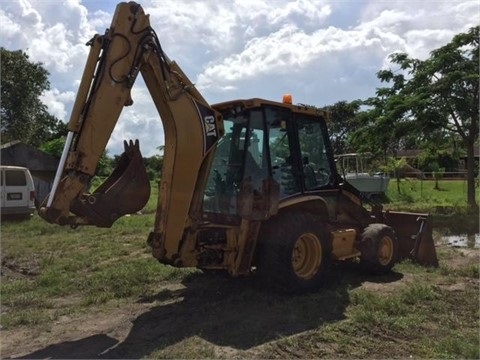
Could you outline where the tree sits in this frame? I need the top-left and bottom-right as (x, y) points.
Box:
(1, 48), (67, 146)
(350, 67), (430, 162)
(348, 99), (401, 161)
(143, 155), (163, 180)
(40, 137), (66, 158)
(374, 27), (479, 209)
(143, 145), (164, 180)
(381, 157), (407, 194)
(324, 100), (362, 155)
(41, 136), (114, 177)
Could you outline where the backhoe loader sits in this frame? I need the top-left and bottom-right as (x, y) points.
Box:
(39, 2), (437, 293)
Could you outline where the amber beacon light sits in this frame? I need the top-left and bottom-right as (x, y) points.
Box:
(282, 94), (293, 104)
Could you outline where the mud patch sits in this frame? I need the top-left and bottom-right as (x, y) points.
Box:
(1, 256), (40, 281)
(440, 247), (480, 269)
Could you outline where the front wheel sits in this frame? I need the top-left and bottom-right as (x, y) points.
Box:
(359, 224), (398, 275)
(256, 212), (331, 293)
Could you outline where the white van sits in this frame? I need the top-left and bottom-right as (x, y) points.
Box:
(0, 166), (36, 217)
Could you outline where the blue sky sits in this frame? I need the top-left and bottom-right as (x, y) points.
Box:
(1, 0), (478, 156)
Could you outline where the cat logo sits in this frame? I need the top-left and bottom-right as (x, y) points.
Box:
(193, 99), (219, 154)
(204, 115), (217, 137)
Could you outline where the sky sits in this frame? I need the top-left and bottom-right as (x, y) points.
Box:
(1, 0), (478, 157)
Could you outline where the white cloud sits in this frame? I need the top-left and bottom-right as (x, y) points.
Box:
(196, 25), (393, 93)
(109, 79), (165, 156)
(359, 0), (480, 58)
(40, 89), (76, 121)
(1, 0), (478, 157)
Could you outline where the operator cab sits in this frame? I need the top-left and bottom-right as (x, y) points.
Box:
(203, 98), (338, 218)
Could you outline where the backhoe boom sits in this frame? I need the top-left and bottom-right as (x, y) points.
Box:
(39, 2), (224, 263)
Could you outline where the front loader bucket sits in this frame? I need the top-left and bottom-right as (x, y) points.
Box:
(70, 140), (151, 227)
(383, 211), (438, 267)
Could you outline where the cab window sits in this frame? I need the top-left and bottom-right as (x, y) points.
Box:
(296, 116), (332, 190)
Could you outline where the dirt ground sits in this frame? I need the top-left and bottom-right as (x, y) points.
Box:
(1, 245), (479, 359)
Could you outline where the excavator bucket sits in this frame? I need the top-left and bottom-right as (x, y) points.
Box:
(70, 140), (151, 227)
(383, 210), (438, 267)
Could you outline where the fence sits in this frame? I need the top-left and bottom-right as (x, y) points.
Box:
(394, 171), (475, 197)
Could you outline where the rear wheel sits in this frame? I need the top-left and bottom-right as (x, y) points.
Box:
(359, 224), (398, 274)
(256, 212), (331, 293)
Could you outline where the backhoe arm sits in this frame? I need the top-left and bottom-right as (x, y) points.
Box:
(40, 1), (223, 259)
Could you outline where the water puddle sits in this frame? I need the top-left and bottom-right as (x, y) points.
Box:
(433, 214), (479, 249)
(441, 233), (480, 248)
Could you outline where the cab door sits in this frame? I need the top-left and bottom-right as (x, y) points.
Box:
(203, 105), (293, 218)
(266, 106), (301, 197)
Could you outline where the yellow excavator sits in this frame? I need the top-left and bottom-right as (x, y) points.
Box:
(39, 2), (437, 293)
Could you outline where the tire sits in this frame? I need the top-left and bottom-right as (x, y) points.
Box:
(359, 224), (398, 275)
(256, 211), (331, 293)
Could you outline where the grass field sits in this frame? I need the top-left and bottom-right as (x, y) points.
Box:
(384, 178), (479, 214)
(1, 179), (479, 358)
